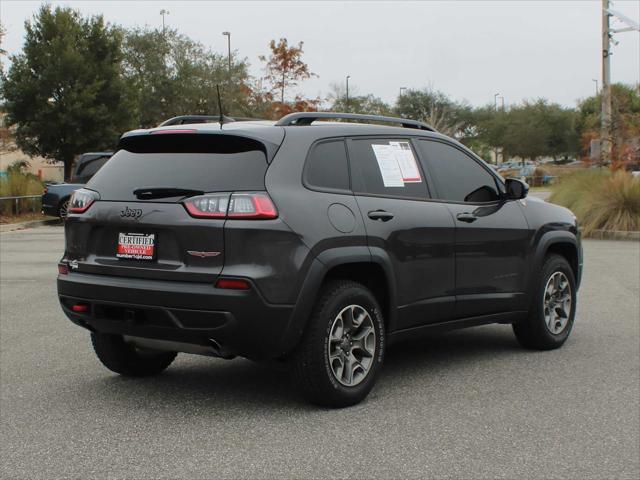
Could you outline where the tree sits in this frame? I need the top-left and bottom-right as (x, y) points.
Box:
(122, 27), (252, 127)
(327, 83), (392, 116)
(577, 83), (640, 166)
(1, 6), (134, 180)
(259, 38), (316, 106)
(395, 88), (472, 138)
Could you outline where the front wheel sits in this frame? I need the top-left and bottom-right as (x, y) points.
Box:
(513, 254), (577, 350)
(91, 333), (177, 377)
(290, 280), (385, 408)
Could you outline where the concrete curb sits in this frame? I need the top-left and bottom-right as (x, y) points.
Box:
(0, 218), (60, 233)
(588, 230), (640, 241)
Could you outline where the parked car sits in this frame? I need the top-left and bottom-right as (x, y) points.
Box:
(42, 152), (112, 218)
(57, 113), (582, 407)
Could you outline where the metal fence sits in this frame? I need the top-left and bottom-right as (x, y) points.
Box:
(0, 195), (42, 216)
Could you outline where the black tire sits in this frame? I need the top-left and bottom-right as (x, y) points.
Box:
(91, 333), (177, 377)
(513, 254), (577, 350)
(290, 280), (385, 408)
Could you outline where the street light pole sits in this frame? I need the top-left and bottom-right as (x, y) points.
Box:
(494, 93), (500, 165)
(160, 9), (169, 34)
(222, 32), (231, 80)
(345, 75), (350, 112)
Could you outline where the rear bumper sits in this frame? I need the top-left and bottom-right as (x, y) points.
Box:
(57, 272), (294, 360)
(41, 193), (59, 216)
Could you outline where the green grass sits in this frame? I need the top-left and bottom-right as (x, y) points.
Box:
(549, 169), (640, 236)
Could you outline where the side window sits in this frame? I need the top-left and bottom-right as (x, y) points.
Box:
(304, 140), (350, 191)
(349, 138), (428, 199)
(417, 140), (500, 203)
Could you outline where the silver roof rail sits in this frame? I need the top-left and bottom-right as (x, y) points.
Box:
(275, 112), (436, 132)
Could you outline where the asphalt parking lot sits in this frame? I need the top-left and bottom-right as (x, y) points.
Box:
(1, 226), (638, 479)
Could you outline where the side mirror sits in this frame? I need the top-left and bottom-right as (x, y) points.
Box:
(504, 178), (529, 200)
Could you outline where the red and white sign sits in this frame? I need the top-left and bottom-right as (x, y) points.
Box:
(116, 233), (155, 260)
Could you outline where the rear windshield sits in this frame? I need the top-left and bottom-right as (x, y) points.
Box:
(87, 134), (268, 201)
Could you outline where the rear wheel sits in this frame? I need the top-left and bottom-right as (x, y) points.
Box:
(58, 199), (70, 219)
(91, 333), (177, 376)
(513, 254), (576, 350)
(290, 280), (385, 407)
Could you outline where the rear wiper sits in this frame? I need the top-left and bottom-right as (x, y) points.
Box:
(133, 187), (205, 200)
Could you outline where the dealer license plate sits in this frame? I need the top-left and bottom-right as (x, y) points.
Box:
(116, 232), (156, 261)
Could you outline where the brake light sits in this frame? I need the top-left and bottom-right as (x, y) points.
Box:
(215, 278), (251, 290)
(68, 189), (99, 214)
(150, 129), (198, 134)
(183, 192), (277, 219)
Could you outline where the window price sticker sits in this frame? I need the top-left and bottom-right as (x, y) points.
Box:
(389, 141), (422, 183)
(371, 141), (422, 187)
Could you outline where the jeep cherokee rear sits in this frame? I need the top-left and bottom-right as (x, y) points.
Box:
(58, 112), (582, 407)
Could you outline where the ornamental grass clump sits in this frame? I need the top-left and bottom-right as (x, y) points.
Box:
(549, 169), (640, 236)
(0, 160), (44, 216)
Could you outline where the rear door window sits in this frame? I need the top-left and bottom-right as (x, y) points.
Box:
(304, 139), (350, 192)
(87, 134), (269, 201)
(348, 138), (428, 199)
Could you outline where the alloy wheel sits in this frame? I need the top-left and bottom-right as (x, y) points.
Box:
(543, 271), (572, 334)
(328, 304), (376, 387)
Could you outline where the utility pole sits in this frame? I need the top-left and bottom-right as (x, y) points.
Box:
(601, 0), (612, 166)
(345, 76), (350, 112)
(600, 0), (639, 166)
(160, 9), (169, 34)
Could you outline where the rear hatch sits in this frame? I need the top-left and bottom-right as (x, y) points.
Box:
(64, 131), (280, 282)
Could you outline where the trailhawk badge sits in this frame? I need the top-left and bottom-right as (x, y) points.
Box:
(187, 250), (221, 258)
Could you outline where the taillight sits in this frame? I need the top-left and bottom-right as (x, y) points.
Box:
(183, 192), (278, 219)
(43, 187), (48, 194)
(68, 188), (99, 214)
(184, 193), (230, 218)
(227, 193), (278, 219)
(58, 264), (69, 275)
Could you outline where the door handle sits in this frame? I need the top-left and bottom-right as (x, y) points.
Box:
(368, 210), (394, 222)
(456, 212), (477, 223)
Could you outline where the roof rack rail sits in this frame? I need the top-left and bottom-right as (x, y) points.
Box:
(158, 115), (266, 127)
(275, 112), (436, 132)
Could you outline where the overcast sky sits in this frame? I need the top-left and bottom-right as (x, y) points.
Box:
(2, 1), (639, 108)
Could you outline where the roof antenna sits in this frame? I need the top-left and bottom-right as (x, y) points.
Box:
(216, 84), (224, 129)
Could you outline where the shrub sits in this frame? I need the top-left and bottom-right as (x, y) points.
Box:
(549, 169), (640, 236)
(0, 160), (44, 216)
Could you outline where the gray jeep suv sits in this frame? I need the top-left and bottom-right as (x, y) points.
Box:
(57, 112), (582, 407)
